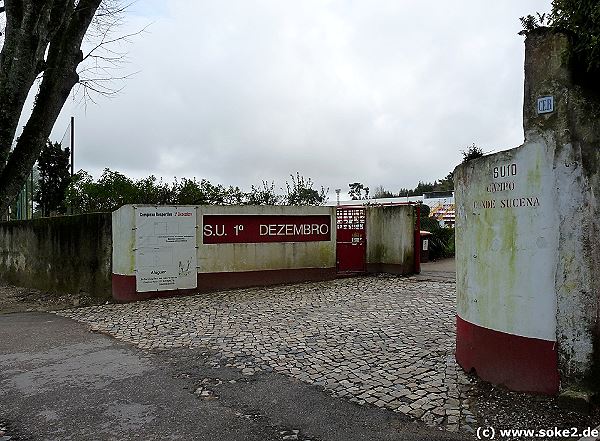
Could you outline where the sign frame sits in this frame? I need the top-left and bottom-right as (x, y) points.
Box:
(537, 96), (554, 114)
(202, 214), (332, 244)
(134, 206), (197, 293)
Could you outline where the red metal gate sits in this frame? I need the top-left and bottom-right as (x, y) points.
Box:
(336, 207), (366, 272)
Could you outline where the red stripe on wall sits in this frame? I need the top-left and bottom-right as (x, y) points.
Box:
(112, 268), (336, 303)
(456, 315), (559, 394)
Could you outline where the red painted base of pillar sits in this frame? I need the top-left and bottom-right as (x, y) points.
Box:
(456, 315), (559, 394)
(112, 267), (336, 303)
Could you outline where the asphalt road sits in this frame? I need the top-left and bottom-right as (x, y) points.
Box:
(0, 312), (465, 441)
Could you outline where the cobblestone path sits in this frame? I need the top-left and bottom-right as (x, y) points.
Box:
(57, 275), (476, 432)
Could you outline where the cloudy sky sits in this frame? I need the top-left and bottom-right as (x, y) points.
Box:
(45, 0), (551, 198)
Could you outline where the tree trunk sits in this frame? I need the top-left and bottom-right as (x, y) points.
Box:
(0, 0), (101, 215)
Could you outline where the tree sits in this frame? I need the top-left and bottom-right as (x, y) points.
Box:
(65, 168), (139, 212)
(521, 1), (600, 77)
(64, 170), (96, 212)
(398, 175), (455, 197)
(348, 182), (365, 200)
(223, 186), (245, 205)
(433, 171), (454, 192)
(372, 185), (396, 199)
(246, 181), (279, 205)
(64, 168), (331, 212)
(174, 178), (230, 205)
(34, 140), (71, 216)
(135, 175), (176, 205)
(549, 0), (600, 81)
(0, 0), (109, 215)
(94, 168), (138, 210)
(282, 172), (328, 206)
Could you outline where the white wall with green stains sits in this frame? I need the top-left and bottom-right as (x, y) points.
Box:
(454, 138), (560, 342)
(196, 205), (336, 273)
(112, 205), (336, 277)
(366, 205), (414, 270)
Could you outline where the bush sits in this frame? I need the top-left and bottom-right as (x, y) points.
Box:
(420, 216), (455, 260)
(461, 143), (484, 163)
(521, 2), (600, 82)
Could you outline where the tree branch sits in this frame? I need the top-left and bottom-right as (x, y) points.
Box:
(0, 0), (102, 212)
(0, 0), (56, 174)
(82, 25), (148, 62)
(0, 0), (142, 213)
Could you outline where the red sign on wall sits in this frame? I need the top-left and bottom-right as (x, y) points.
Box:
(203, 215), (331, 244)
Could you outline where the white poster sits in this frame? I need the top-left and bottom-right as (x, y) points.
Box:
(135, 206), (197, 292)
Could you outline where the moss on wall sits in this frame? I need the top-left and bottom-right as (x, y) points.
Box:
(366, 205), (414, 274)
(0, 213), (112, 299)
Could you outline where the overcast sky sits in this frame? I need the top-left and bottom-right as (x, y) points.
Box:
(44, 0), (551, 198)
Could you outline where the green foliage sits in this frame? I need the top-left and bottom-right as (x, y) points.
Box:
(372, 185), (395, 199)
(174, 178), (225, 205)
(223, 185), (245, 205)
(461, 143), (484, 163)
(65, 168), (328, 213)
(374, 174), (454, 199)
(436, 172), (454, 191)
(398, 181), (434, 197)
(34, 141), (71, 216)
(65, 169), (138, 213)
(135, 175), (175, 205)
(348, 182), (367, 200)
(283, 173), (328, 206)
(170, 178), (244, 205)
(96, 169), (139, 209)
(420, 216), (455, 260)
(394, 172), (455, 198)
(519, 13), (549, 32)
(550, 0), (600, 74)
(246, 181), (280, 205)
(521, 1), (600, 77)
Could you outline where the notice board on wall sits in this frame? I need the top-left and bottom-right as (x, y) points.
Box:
(135, 206), (197, 292)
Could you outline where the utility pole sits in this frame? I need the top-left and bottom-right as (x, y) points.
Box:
(30, 170), (34, 219)
(70, 116), (75, 177)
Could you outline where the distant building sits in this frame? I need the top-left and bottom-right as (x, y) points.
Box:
(327, 192), (455, 227)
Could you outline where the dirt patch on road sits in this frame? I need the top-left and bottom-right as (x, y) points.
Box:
(0, 283), (107, 314)
(470, 379), (599, 440)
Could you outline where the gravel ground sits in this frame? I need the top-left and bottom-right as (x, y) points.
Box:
(0, 283), (106, 314)
(469, 378), (599, 440)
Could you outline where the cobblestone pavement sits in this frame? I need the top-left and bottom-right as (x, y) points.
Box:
(57, 275), (476, 434)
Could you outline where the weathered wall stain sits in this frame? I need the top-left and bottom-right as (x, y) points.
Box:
(365, 205), (414, 274)
(455, 29), (600, 393)
(0, 214), (112, 299)
(112, 204), (337, 289)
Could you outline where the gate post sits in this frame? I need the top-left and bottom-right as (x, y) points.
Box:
(455, 29), (600, 394)
(414, 204), (421, 274)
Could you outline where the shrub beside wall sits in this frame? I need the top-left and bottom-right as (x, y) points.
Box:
(421, 217), (455, 260)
